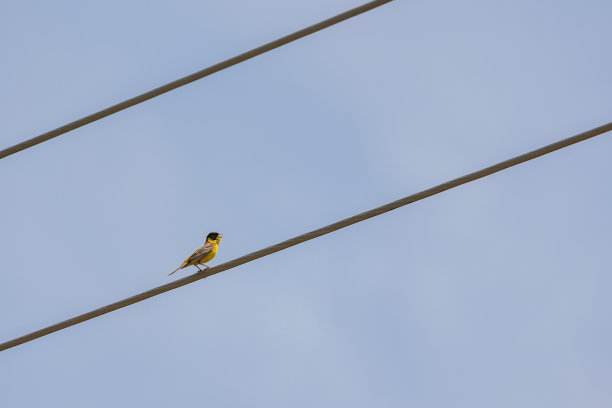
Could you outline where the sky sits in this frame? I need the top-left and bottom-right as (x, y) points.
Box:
(1, 0), (611, 406)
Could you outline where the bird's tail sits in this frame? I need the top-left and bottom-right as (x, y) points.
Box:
(169, 263), (185, 276)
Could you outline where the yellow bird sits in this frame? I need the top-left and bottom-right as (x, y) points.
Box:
(169, 232), (223, 275)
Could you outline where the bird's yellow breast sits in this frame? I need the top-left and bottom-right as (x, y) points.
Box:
(198, 243), (218, 264)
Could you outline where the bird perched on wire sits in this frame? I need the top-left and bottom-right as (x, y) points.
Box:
(169, 232), (223, 276)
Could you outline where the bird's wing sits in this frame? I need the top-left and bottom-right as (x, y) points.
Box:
(185, 242), (214, 264)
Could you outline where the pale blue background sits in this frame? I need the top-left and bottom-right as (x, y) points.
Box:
(1, 0), (611, 406)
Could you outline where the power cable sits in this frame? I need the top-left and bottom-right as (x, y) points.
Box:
(0, 0), (393, 160)
(1, 121), (610, 352)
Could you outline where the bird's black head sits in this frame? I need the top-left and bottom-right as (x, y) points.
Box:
(207, 232), (222, 241)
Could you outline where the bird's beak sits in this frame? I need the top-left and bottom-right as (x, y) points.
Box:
(218, 233), (223, 238)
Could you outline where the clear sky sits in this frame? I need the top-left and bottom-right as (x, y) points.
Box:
(1, 0), (611, 406)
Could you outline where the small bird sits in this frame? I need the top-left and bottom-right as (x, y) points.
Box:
(169, 232), (223, 276)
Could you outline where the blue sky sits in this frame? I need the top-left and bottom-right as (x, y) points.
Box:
(1, 0), (611, 406)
